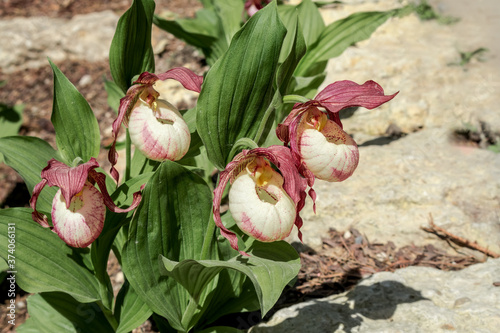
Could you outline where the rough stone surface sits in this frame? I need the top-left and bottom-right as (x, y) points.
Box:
(251, 258), (500, 333)
(320, 0), (500, 134)
(286, 0), (500, 256)
(0, 11), (119, 73)
(290, 127), (500, 254)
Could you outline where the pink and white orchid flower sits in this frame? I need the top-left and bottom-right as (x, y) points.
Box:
(108, 67), (203, 182)
(277, 80), (398, 182)
(30, 158), (143, 248)
(213, 145), (315, 255)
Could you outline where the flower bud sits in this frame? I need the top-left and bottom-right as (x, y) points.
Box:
(128, 99), (190, 162)
(297, 107), (359, 182)
(228, 157), (296, 242)
(51, 182), (105, 248)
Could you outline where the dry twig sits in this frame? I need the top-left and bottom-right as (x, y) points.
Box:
(421, 214), (500, 258)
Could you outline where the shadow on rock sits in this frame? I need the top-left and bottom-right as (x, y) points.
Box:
(251, 281), (427, 333)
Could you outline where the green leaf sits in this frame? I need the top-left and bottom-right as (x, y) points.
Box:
(122, 161), (213, 331)
(196, 3), (287, 169)
(153, 9), (218, 49)
(278, 0), (324, 54)
(274, 14), (307, 124)
(17, 293), (113, 333)
(115, 281), (153, 333)
(0, 103), (23, 138)
(160, 241), (300, 317)
(110, 0), (156, 93)
(49, 60), (100, 164)
(90, 172), (153, 310)
(212, 0), (244, 44)
(104, 79), (124, 114)
(295, 10), (395, 77)
(0, 208), (100, 303)
(295, 0), (325, 47)
(0, 136), (59, 212)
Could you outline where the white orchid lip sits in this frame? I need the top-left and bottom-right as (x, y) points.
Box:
(297, 108), (359, 182)
(229, 158), (296, 242)
(51, 182), (106, 248)
(128, 99), (191, 162)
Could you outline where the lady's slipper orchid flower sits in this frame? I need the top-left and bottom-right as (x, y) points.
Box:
(30, 158), (143, 248)
(277, 80), (398, 182)
(213, 145), (314, 255)
(108, 67), (203, 182)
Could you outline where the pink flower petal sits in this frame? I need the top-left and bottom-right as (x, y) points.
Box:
(51, 182), (105, 248)
(40, 158), (99, 209)
(156, 67), (203, 93)
(314, 80), (398, 127)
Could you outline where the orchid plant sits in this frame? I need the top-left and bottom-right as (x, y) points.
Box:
(0, 0), (398, 332)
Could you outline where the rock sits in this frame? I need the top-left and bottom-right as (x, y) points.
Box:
(289, 127), (500, 255)
(0, 11), (119, 73)
(250, 258), (500, 333)
(283, 0), (500, 256)
(319, 0), (500, 134)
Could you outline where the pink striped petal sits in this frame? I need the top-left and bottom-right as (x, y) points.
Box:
(229, 165), (296, 242)
(51, 182), (105, 248)
(297, 108), (359, 182)
(128, 99), (190, 161)
(40, 158), (99, 209)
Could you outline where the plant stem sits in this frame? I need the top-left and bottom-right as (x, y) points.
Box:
(200, 215), (216, 261)
(180, 295), (199, 331)
(282, 94), (310, 104)
(97, 300), (118, 330)
(125, 129), (131, 182)
(227, 137), (259, 163)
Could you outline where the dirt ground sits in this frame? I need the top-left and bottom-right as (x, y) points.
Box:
(0, 0), (495, 332)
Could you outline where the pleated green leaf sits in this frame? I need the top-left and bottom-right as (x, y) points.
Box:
(109, 0), (156, 93)
(115, 281), (153, 333)
(122, 161), (212, 331)
(0, 136), (59, 212)
(196, 3), (286, 169)
(49, 60), (100, 164)
(17, 293), (113, 333)
(160, 241), (300, 317)
(295, 10), (394, 77)
(0, 208), (100, 303)
(90, 172), (153, 310)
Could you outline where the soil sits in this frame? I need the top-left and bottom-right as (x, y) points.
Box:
(0, 0), (493, 332)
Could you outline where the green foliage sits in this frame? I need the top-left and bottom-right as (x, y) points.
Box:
(109, 0), (156, 92)
(450, 47), (489, 67)
(49, 60), (100, 164)
(2, 0), (399, 331)
(0, 209), (101, 303)
(398, 0), (460, 25)
(18, 293), (114, 333)
(0, 103), (23, 138)
(196, 3), (287, 169)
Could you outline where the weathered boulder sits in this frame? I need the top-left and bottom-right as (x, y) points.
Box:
(291, 127), (500, 255)
(251, 258), (500, 332)
(0, 11), (118, 73)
